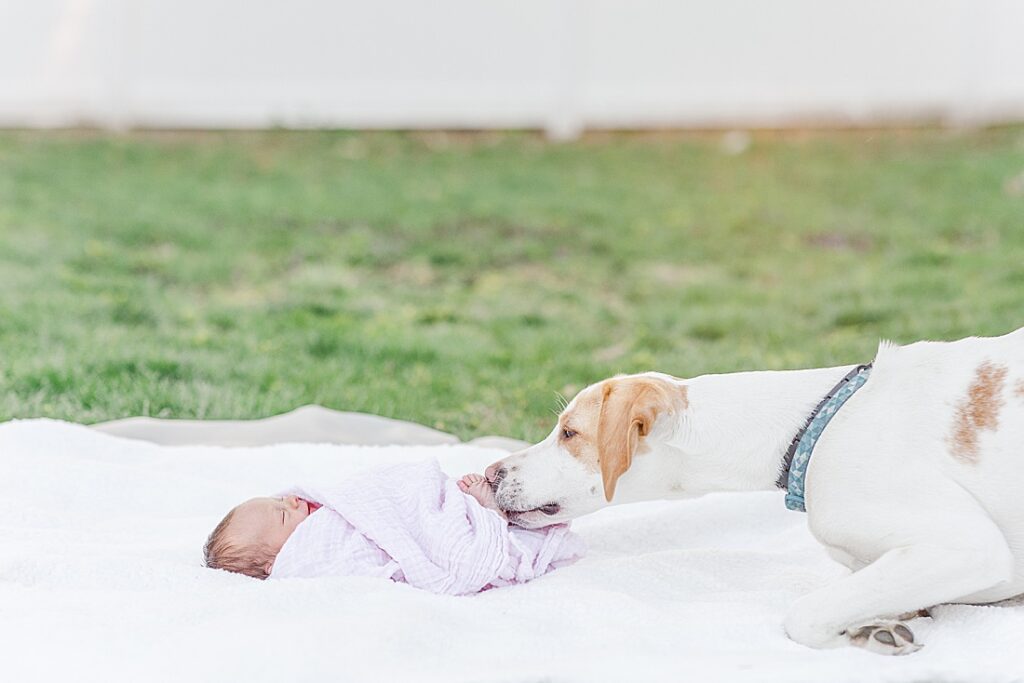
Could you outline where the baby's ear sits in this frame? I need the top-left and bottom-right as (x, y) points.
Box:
(263, 560), (274, 578)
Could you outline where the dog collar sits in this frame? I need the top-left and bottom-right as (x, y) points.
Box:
(777, 363), (873, 512)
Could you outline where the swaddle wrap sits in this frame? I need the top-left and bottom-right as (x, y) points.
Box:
(269, 459), (585, 594)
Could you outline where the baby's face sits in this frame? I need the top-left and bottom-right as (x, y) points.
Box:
(228, 495), (313, 561)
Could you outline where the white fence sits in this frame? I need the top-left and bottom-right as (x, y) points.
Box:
(2, 0), (1023, 135)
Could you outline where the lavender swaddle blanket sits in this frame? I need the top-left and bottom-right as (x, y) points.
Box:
(269, 459), (585, 594)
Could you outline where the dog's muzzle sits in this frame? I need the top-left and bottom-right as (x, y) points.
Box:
(485, 460), (561, 526)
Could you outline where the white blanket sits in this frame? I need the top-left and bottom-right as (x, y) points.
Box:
(270, 459), (584, 593)
(0, 419), (1022, 683)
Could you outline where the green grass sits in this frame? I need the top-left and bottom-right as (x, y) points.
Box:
(0, 128), (1022, 441)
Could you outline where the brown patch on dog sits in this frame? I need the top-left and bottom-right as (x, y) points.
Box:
(556, 389), (606, 470)
(950, 361), (1009, 463)
(595, 376), (688, 501)
(556, 375), (688, 489)
(1015, 379), (1024, 401)
(557, 415), (589, 463)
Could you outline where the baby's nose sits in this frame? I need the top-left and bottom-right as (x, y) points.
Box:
(285, 495), (300, 508)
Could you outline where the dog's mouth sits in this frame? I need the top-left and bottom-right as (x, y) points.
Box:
(503, 502), (562, 527)
(489, 475), (562, 527)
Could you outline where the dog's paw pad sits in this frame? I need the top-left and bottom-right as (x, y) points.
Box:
(848, 621), (922, 655)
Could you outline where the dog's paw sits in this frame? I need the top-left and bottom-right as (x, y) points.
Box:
(847, 621), (922, 655)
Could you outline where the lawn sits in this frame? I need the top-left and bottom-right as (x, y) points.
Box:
(0, 128), (1021, 441)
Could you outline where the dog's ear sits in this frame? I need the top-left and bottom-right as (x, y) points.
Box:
(596, 377), (686, 501)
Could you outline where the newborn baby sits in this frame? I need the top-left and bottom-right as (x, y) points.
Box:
(203, 459), (583, 595)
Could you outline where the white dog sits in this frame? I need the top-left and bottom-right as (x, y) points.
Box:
(486, 327), (1024, 654)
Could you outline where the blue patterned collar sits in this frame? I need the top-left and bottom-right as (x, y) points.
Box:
(776, 363), (873, 512)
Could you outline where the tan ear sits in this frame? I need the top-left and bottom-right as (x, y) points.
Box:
(596, 377), (686, 501)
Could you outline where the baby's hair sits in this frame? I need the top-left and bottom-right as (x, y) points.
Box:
(203, 508), (276, 580)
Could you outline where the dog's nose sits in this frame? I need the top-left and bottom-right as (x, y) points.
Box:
(485, 462), (506, 485)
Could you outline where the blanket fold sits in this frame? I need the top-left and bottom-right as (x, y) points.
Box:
(269, 459), (584, 594)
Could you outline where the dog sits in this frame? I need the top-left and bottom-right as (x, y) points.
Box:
(486, 327), (1024, 654)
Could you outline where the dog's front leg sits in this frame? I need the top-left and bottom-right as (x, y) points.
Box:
(784, 519), (1013, 655)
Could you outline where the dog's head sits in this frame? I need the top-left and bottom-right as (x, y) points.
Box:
(487, 372), (688, 528)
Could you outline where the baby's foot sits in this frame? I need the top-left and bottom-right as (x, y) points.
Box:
(458, 473), (505, 518)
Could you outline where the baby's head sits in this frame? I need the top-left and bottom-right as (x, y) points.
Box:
(203, 495), (313, 579)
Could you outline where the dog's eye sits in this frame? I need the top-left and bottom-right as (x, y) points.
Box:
(561, 428), (577, 440)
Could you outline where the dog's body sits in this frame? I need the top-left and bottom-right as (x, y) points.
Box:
(487, 327), (1024, 654)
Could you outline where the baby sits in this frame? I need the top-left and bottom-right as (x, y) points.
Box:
(203, 459), (583, 594)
